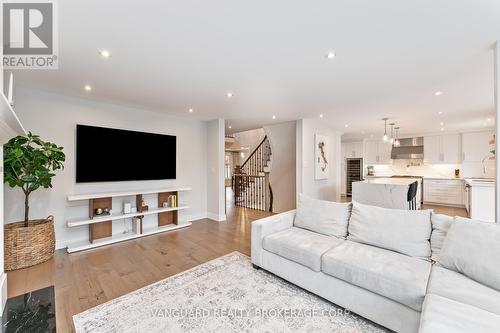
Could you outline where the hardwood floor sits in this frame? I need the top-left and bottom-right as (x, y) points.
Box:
(340, 195), (468, 217)
(9, 191), (467, 332)
(7, 203), (272, 333)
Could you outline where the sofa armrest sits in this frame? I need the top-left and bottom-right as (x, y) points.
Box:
(251, 210), (296, 266)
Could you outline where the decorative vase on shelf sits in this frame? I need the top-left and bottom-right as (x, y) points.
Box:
(3, 132), (65, 271)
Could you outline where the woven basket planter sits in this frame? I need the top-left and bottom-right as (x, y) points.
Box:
(4, 216), (55, 271)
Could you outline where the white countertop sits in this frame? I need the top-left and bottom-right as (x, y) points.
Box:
(361, 178), (419, 186)
(366, 175), (462, 181)
(464, 178), (495, 187)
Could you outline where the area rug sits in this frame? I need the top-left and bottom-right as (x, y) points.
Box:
(74, 252), (387, 332)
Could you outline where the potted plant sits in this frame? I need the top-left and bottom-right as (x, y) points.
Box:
(3, 132), (65, 271)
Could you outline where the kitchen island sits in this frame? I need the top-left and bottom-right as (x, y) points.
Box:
(352, 177), (422, 210)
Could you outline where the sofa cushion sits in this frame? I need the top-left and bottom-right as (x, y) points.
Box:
(294, 194), (352, 238)
(419, 294), (500, 333)
(347, 201), (432, 259)
(321, 241), (431, 311)
(438, 217), (500, 291)
(430, 213), (453, 262)
(427, 266), (500, 316)
(263, 227), (343, 272)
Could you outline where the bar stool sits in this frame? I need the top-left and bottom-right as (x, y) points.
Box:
(407, 181), (418, 210)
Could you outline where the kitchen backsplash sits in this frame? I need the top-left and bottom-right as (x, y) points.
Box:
(370, 160), (465, 178)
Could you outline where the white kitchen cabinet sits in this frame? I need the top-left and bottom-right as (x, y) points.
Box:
(424, 136), (441, 164)
(423, 179), (464, 206)
(461, 130), (495, 178)
(364, 140), (392, 165)
(462, 131), (494, 162)
(342, 141), (363, 158)
(424, 134), (461, 164)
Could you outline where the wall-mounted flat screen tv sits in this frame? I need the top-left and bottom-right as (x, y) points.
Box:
(76, 125), (176, 183)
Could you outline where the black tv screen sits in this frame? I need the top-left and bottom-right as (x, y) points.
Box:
(76, 125), (176, 183)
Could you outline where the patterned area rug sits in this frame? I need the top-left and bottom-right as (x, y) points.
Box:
(74, 252), (387, 332)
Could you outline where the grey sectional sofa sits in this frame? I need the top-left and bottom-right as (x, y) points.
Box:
(251, 194), (500, 333)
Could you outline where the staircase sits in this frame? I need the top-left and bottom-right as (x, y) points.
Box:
(233, 136), (273, 211)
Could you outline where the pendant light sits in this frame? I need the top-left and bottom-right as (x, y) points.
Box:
(389, 123), (395, 144)
(394, 127), (401, 147)
(382, 118), (389, 142)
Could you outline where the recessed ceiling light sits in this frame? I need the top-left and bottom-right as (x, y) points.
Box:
(188, 108), (194, 113)
(226, 92), (233, 98)
(344, 124), (349, 128)
(228, 125), (232, 129)
(99, 50), (111, 58)
(440, 127), (445, 131)
(272, 115), (276, 120)
(439, 122), (444, 126)
(487, 118), (491, 122)
(84, 85), (92, 92)
(326, 51), (336, 59)
(434, 91), (443, 96)
(319, 114), (324, 118)
(438, 111), (443, 115)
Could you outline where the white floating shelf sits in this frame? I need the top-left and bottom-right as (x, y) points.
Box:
(67, 187), (192, 201)
(0, 92), (26, 144)
(66, 223), (192, 253)
(67, 205), (189, 227)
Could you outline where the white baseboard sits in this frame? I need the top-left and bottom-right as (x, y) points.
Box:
(206, 212), (227, 222)
(0, 272), (7, 315)
(187, 212), (208, 222)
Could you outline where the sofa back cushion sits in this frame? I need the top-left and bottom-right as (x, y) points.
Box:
(294, 194), (352, 238)
(430, 213), (454, 261)
(438, 217), (500, 291)
(347, 201), (432, 259)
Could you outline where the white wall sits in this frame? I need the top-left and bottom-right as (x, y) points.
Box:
(206, 118), (226, 221)
(264, 121), (296, 212)
(4, 87), (208, 249)
(296, 118), (342, 202)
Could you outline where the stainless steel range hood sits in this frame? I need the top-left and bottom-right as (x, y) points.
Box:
(391, 137), (424, 159)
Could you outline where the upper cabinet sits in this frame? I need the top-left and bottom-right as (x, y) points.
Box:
(424, 134), (461, 164)
(462, 131), (494, 162)
(342, 141), (363, 159)
(364, 140), (392, 165)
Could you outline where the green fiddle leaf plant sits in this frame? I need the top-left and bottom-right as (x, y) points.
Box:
(3, 132), (65, 227)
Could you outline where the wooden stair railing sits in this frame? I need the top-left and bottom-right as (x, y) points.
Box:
(232, 135), (273, 211)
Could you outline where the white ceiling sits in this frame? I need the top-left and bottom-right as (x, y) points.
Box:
(13, 0), (500, 139)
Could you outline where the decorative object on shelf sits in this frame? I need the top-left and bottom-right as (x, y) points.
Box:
(381, 117), (389, 142)
(3, 132), (65, 271)
(314, 134), (329, 180)
(123, 202), (132, 214)
(168, 194), (177, 208)
(140, 197), (149, 211)
(132, 217), (142, 234)
(131, 207), (137, 213)
(455, 169), (460, 178)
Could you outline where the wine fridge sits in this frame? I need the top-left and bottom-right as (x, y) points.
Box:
(346, 158), (363, 196)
